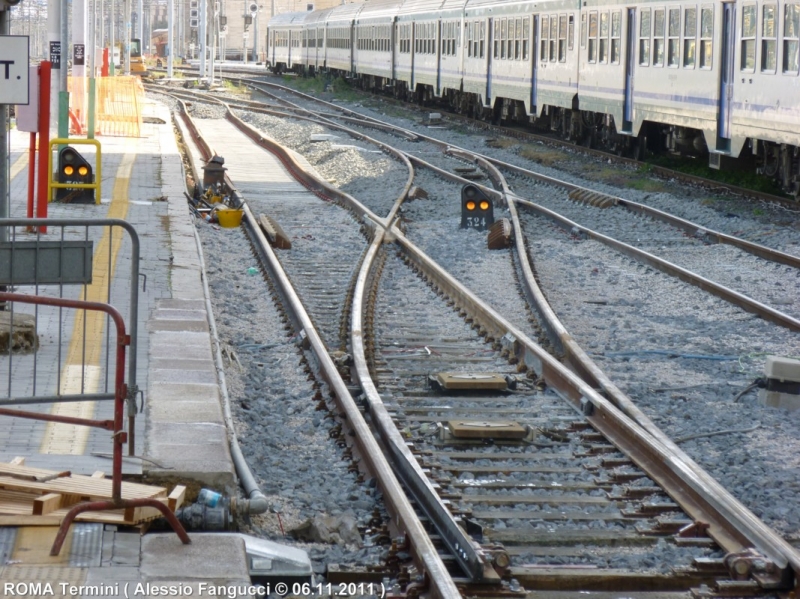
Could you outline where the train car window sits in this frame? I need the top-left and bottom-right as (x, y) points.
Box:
(559, 15), (568, 60)
(551, 14), (559, 60)
(495, 20), (501, 58)
(599, 12), (609, 62)
(684, 7), (696, 67)
(588, 12), (598, 61)
(523, 17), (530, 59)
(569, 15), (575, 50)
(506, 18), (513, 58)
(700, 7), (713, 67)
(785, 4), (800, 72)
(515, 18), (522, 58)
(480, 21), (486, 58)
(541, 16), (549, 61)
(668, 8), (680, 65)
(640, 8), (651, 65)
(762, 5), (777, 71)
(741, 5), (756, 70)
(611, 11), (621, 63)
(581, 13), (587, 48)
(654, 9), (665, 65)
(510, 18), (516, 58)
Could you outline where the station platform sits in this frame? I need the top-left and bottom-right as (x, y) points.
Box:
(0, 99), (250, 596)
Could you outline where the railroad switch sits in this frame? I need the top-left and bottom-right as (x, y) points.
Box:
(759, 355), (800, 410)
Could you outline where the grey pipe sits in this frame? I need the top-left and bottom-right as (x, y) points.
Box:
(188, 193), (269, 516)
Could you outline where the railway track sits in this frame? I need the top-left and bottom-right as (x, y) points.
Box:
(153, 82), (800, 598)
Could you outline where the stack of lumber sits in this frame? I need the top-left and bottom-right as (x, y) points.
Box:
(0, 457), (185, 526)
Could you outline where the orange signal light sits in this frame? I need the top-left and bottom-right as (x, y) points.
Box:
(64, 165), (74, 176)
(466, 201), (476, 210)
(78, 165), (89, 176)
(479, 201), (490, 210)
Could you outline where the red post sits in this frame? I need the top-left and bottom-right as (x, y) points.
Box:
(26, 132), (36, 219)
(102, 48), (109, 77)
(35, 61), (51, 234)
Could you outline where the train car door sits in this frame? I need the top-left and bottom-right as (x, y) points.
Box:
(392, 20), (398, 81)
(350, 23), (356, 74)
(486, 18), (493, 106)
(411, 23), (417, 91)
(437, 20), (442, 96)
(623, 8), (635, 131)
(531, 15), (538, 114)
(717, 2), (735, 149)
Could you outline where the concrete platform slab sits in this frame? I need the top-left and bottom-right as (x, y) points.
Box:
(148, 383), (221, 402)
(141, 533), (251, 582)
(151, 368), (218, 385)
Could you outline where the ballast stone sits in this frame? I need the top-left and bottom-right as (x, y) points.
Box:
(760, 355), (800, 411)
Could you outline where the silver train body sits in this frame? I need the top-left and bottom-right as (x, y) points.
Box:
(267, 0), (800, 194)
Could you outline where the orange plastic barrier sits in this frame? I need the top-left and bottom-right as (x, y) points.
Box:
(69, 76), (144, 138)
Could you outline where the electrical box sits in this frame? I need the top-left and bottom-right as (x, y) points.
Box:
(760, 355), (800, 411)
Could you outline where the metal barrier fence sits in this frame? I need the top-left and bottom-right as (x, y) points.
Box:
(0, 291), (188, 555)
(0, 218), (141, 454)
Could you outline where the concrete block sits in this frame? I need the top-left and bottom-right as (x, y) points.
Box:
(141, 533), (249, 582)
(151, 342), (212, 362)
(149, 398), (224, 424)
(764, 355), (800, 381)
(149, 358), (214, 372)
(145, 423), (234, 487)
(148, 382), (220, 403)
(151, 330), (211, 351)
(148, 319), (209, 334)
(153, 309), (208, 322)
(150, 368), (217, 385)
(157, 299), (207, 311)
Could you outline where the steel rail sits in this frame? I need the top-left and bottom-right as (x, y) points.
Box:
(167, 89), (466, 598)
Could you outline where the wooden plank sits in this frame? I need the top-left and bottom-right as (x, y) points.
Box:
(0, 515), (62, 526)
(91, 471), (106, 478)
(0, 473), (166, 500)
(10, 457), (25, 466)
(32, 493), (63, 516)
(168, 485), (186, 512)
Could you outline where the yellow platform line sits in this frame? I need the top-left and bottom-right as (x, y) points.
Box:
(41, 152), (136, 455)
(10, 152), (28, 181)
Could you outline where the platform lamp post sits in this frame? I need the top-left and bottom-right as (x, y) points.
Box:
(242, 9), (252, 64)
(251, 2), (258, 63)
(219, 14), (227, 63)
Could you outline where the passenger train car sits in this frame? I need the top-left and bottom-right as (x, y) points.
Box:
(267, 0), (800, 196)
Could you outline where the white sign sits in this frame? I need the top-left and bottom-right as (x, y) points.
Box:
(242, 32), (249, 40)
(16, 66), (39, 131)
(0, 36), (30, 104)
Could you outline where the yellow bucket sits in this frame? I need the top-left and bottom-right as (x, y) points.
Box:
(217, 208), (243, 228)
